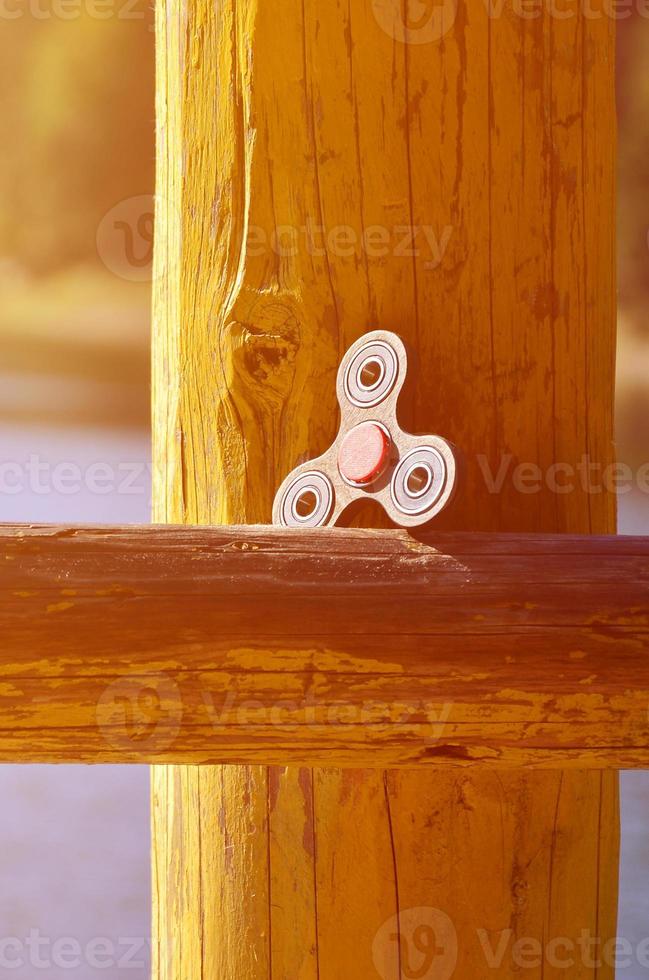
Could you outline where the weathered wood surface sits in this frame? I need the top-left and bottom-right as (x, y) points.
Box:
(152, 0), (619, 977)
(1, 524), (648, 766)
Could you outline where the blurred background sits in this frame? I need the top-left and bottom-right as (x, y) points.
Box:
(0, 5), (153, 979)
(0, 8), (647, 980)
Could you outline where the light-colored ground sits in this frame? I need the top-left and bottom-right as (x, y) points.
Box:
(0, 421), (151, 980)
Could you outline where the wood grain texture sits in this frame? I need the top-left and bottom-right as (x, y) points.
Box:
(152, 1), (619, 977)
(1, 524), (647, 766)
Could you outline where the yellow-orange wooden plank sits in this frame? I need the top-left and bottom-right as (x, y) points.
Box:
(152, 1), (619, 977)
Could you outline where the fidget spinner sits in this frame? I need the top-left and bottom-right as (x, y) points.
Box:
(272, 330), (458, 528)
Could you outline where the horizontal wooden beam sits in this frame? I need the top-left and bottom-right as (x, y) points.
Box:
(1, 524), (648, 767)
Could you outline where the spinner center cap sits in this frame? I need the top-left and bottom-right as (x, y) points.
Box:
(337, 422), (391, 486)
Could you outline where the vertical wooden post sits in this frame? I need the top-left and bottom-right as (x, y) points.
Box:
(152, 2), (619, 977)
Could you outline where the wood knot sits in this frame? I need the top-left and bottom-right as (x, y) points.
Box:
(228, 301), (300, 404)
(511, 875), (530, 911)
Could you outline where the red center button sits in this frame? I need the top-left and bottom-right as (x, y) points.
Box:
(338, 422), (391, 486)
